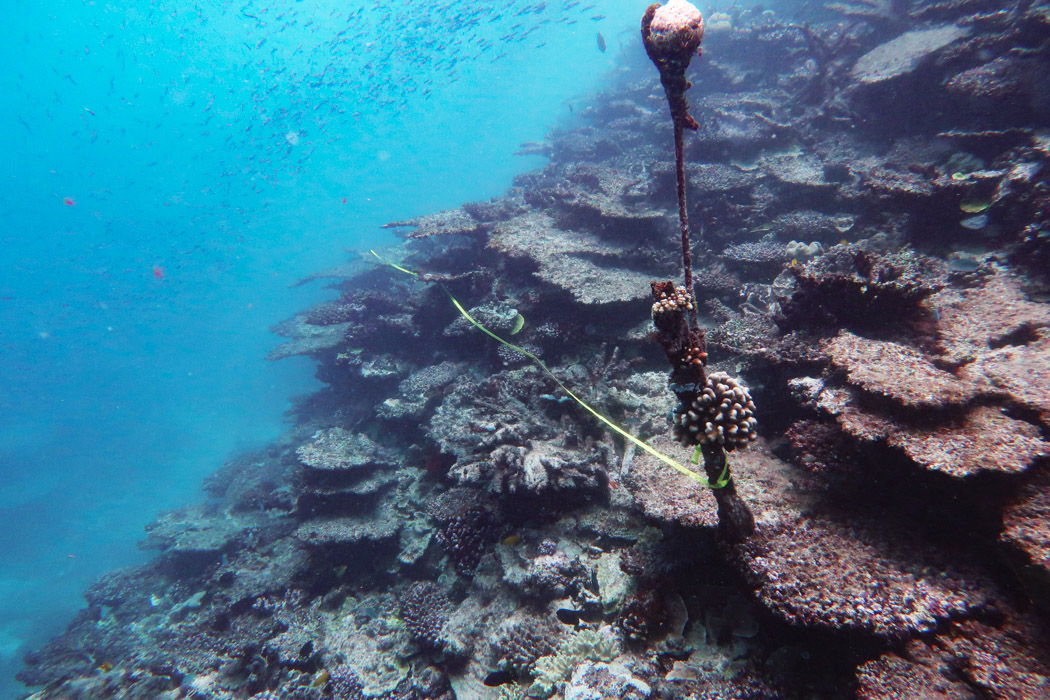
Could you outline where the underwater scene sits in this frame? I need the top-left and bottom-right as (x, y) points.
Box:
(4, 0), (1050, 698)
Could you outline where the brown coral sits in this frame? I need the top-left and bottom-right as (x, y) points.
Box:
(732, 511), (993, 639)
(824, 331), (979, 409)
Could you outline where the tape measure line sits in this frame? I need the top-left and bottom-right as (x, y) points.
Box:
(369, 250), (728, 489)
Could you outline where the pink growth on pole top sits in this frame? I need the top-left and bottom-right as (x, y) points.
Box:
(646, 0), (705, 56)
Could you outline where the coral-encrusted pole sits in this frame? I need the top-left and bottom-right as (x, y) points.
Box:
(641, 0), (704, 313)
(643, 1), (755, 543)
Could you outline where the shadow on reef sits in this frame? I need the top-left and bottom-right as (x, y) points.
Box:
(19, 1), (1050, 698)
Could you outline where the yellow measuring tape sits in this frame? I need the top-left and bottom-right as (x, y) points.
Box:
(370, 250), (728, 488)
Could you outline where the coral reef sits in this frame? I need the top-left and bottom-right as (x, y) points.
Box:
(20, 3), (1050, 700)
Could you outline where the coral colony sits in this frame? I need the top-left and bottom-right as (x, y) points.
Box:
(19, 1), (1050, 699)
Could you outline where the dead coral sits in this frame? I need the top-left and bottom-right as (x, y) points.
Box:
(852, 24), (971, 85)
(427, 367), (612, 496)
(384, 207), (484, 240)
(267, 315), (351, 361)
(488, 211), (660, 305)
(296, 428), (389, 474)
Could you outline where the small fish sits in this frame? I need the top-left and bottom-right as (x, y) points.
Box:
(960, 214), (988, 230)
(63, 197), (76, 206)
(556, 608), (581, 625)
(960, 200), (990, 214)
(483, 670), (515, 687)
(98, 662), (113, 673)
(312, 669), (330, 687)
(152, 266), (164, 279)
(501, 534), (520, 546)
(595, 31), (606, 53)
(947, 256), (981, 272)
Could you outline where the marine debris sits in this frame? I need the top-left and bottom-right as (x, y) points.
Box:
(18, 2), (1050, 699)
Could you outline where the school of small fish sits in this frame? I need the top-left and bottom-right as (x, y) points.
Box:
(18, 0), (609, 207)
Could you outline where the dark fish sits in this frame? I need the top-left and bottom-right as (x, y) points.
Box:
(483, 670), (514, 687)
(556, 608), (581, 625)
(596, 31), (606, 52)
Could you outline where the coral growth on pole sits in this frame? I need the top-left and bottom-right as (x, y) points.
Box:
(642, 0), (755, 542)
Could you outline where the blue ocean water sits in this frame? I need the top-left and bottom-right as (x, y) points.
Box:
(0, 1), (642, 696)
